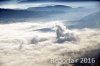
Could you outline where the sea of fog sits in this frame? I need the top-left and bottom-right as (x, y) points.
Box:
(0, 20), (100, 66)
(0, 1), (100, 66)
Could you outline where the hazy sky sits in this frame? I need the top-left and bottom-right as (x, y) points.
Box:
(0, 0), (99, 9)
(0, 0), (99, 2)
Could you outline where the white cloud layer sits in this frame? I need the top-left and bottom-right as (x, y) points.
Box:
(0, 21), (100, 66)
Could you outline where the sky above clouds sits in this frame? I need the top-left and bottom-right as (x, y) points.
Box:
(0, 0), (99, 9)
(0, 0), (99, 2)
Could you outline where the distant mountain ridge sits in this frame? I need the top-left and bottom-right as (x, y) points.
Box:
(0, 5), (72, 23)
(27, 5), (72, 11)
(69, 11), (100, 28)
(0, 8), (42, 23)
(0, 5), (99, 24)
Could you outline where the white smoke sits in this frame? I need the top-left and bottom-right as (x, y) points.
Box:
(0, 21), (100, 66)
